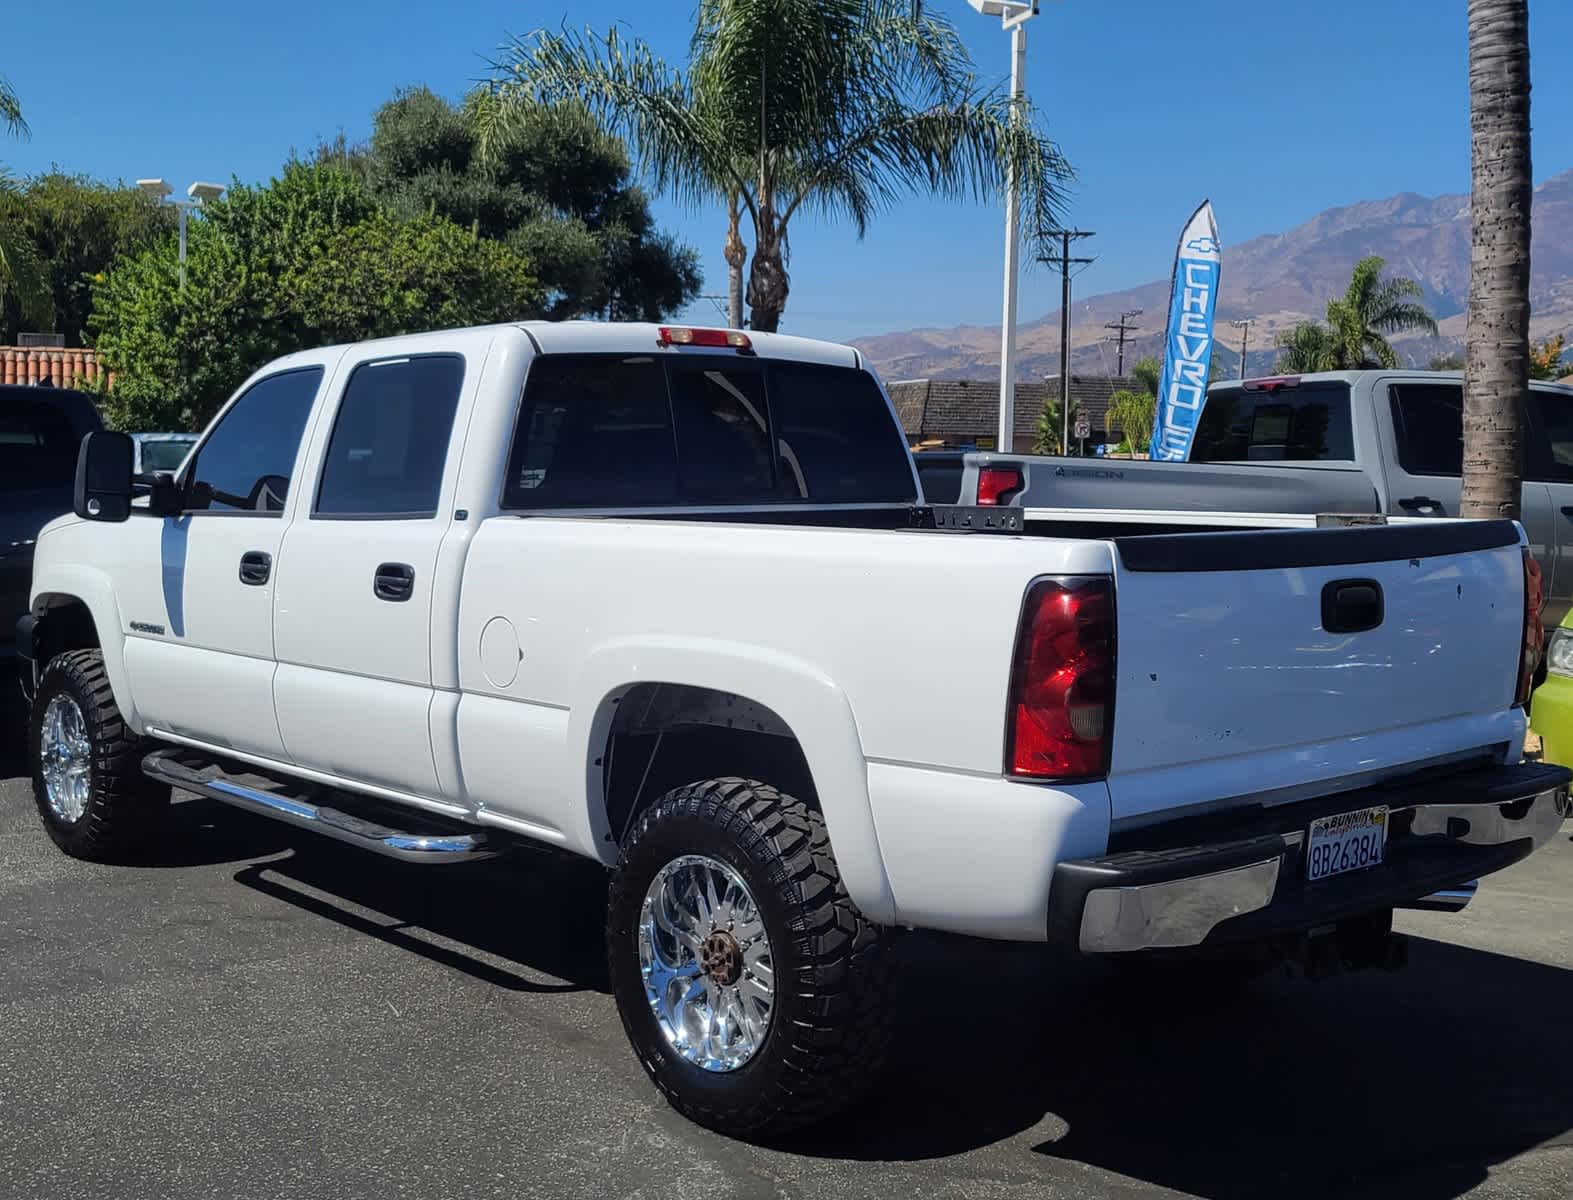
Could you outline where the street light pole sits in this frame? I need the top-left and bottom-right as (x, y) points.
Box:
(138, 179), (226, 290)
(970, 0), (1054, 453)
(1230, 318), (1254, 380)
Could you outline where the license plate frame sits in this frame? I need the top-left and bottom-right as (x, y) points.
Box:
(1305, 805), (1389, 882)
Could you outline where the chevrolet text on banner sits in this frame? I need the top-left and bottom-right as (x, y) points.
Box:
(1149, 201), (1221, 461)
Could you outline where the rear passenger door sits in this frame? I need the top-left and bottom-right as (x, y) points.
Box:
(1526, 384), (1573, 626)
(1385, 379), (1555, 598)
(272, 353), (468, 801)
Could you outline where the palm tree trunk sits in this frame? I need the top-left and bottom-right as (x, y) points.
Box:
(1460, 0), (1532, 521)
(746, 199), (788, 333)
(723, 190), (746, 329)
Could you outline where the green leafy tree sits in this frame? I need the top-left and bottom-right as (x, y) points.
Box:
(1275, 321), (1340, 373)
(0, 173), (175, 344)
(1033, 391), (1080, 456)
(287, 211), (541, 344)
(488, 0), (1072, 332)
(0, 77), (51, 331)
(91, 161), (543, 430)
(346, 87), (698, 321)
(1528, 333), (1566, 381)
(1106, 389), (1155, 456)
(1130, 354), (1161, 398)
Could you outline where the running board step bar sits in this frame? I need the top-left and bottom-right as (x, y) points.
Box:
(142, 749), (497, 864)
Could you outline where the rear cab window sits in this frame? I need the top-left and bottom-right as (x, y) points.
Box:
(1191, 381), (1355, 463)
(502, 354), (916, 509)
(0, 396), (84, 493)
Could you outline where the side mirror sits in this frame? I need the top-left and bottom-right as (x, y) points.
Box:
(74, 431), (135, 522)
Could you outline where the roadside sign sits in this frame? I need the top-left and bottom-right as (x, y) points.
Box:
(1074, 414), (1090, 440)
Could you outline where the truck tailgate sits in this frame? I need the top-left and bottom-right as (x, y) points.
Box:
(1106, 520), (1528, 825)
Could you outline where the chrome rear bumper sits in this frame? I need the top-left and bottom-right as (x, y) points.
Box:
(1051, 763), (1569, 955)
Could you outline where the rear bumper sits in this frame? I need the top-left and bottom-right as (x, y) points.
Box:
(1049, 761), (1570, 954)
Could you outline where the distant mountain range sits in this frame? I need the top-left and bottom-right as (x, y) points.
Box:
(854, 168), (1573, 382)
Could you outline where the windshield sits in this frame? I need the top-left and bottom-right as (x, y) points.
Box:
(139, 438), (196, 472)
(0, 401), (81, 492)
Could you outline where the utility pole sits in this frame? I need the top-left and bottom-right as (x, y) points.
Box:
(1103, 308), (1142, 375)
(1230, 318), (1254, 380)
(1040, 229), (1095, 455)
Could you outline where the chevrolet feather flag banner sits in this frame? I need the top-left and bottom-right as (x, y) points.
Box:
(1149, 201), (1221, 461)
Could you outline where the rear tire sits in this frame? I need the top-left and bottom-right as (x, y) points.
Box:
(607, 777), (892, 1139)
(29, 649), (169, 860)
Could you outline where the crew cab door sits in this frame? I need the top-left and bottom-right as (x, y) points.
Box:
(271, 352), (469, 800)
(1383, 378), (1556, 615)
(119, 366), (325, 759)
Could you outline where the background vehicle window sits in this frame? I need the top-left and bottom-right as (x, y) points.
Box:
(0, 400), (79, 492)
(186, 368), (321, 513)
(1389, 383), (1464, 476)
(769, 362), (917, 502)
(138, 438), (196, 473)
(1528, 388), (1573, 482)
(316, 355), (464, 517)
(502, 356), (678, 508)
(1191, 382), (1355, 462)
(669, 364), (773, 501)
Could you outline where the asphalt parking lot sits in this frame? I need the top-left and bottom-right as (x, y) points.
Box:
(2, 737), (1571, 1200)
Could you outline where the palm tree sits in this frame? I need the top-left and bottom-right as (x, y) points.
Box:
(1274, 321), (1340, 373)
(1324, 255), (1437, 368)
(485, 0), (1072, 332)
(0, 76), (51, 332)
(1461, 0), (1531, 521)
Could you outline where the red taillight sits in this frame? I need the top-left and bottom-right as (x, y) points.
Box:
(1006, 577), (1116, 780)
(977, 465), (1025, 506)
(1242, 376), (1301, 393)
(1517, 550), (1544, 707)
(657, 325), (752, 350)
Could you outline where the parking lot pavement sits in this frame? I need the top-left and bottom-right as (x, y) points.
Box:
(1, 745), (1571, 1200)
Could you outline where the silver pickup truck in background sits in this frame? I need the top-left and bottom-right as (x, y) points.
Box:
(937, 371), (1573, 625)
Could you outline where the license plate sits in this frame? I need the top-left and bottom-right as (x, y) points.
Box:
(1305, 806), (1388, 882)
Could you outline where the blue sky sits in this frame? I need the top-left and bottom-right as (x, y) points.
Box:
(4, 1), (1569, 341)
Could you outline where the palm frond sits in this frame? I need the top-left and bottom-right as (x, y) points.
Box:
(0, 76), (25, 140)
(487, 26), (746, 216)
(0, 217), (53, 330)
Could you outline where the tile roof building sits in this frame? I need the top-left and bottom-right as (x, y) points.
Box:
(0, 346), (108, 389)
(887, 374), (1139, 453)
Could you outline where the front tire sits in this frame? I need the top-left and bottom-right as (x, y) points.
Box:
(29, 649), (168, 860)
(607, 777), (891, 1139)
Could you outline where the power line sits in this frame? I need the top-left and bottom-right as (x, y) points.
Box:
(1039, 230), (1096, 455)
(1103, 308), (1143, 375)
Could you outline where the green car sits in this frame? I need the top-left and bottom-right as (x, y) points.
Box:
(1531, 613), (1573, 766)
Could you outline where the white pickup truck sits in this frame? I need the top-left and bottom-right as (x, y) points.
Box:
(16, 322), (1569, 1138)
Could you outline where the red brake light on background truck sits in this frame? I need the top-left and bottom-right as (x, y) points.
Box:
(977, 465), (1025, 506)
(1517, 549), (1543, 707)
(1006, 577), (1116, 780)
(657, 326), (752, 350)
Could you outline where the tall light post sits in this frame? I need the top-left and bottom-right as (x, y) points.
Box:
(138, 178), (226, 289)
(968, 0), (1052, 453)
(1230, 318), (1254, 380)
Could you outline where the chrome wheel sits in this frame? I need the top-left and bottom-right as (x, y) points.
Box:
(638, 854), (775, 1072)
(40, 693), (92, 824)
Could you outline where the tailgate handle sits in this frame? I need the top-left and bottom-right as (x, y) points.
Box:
(1322, 579), (1384, 634)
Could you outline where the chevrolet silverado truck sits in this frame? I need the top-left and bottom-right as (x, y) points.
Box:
(16, 323), (1570, 1138)
(957, 371), (1573, 627)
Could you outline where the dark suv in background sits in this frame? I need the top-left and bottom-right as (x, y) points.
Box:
(2, 384), (101, 702)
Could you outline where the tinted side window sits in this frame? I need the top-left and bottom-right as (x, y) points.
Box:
(669, 364), (773, 500)
(316, 355), (464, 517)
(770, 363), (917, 502)
(1529, 388), (1573, 482)
(502, 356), (677, 508)
(0, 400), (79, 492)
(1191, 383), (1355, 463)
(187, 368), (321, 513)
(1389, 383), (1464, 476)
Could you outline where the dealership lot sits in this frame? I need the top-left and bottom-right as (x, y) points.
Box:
(1, 751), (1570, 1200)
